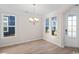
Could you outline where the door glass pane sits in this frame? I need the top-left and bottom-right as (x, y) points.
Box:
(73, 21), (76, 26)
(73, 16), (76, 21)
(68, 31), (72, 37)
(68, 21), (72, 25)
(68, 16), (72, 21)
(73, 26), (76, 32)
(73, 32), (76, 37)
(68, 26), (72, 31)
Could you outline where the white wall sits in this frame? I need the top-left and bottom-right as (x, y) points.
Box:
(43, 11), (64, 47)
(0, 8), (43, 47)
(0, 5), (75, 48)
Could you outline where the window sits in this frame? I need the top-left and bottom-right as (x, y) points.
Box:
(51, 17), (57, 35)
(67, 16), (76, 38)
(45, 18), (49, 33)
(3, 16), (15, 37)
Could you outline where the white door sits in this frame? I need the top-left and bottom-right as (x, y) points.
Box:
(64, 15), (77, 47)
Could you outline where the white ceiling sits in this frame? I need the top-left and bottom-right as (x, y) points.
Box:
(0, 4), (73, 15)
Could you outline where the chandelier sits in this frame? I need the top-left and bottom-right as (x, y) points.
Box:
(29, 4), (39, 24)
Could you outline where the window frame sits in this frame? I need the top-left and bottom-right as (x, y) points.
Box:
(1, 14), (16, 38)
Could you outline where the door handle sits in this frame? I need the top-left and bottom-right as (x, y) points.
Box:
(65, 29), (67, 34)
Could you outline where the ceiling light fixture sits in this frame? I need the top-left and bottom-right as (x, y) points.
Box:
(29, 4), (39, 24)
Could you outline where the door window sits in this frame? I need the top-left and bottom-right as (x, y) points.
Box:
(67, 16), (77, 38)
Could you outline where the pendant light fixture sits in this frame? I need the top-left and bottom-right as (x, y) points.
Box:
(29, 4), (39, 24)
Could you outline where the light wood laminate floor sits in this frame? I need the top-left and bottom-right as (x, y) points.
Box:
(0, 39), (75, 54)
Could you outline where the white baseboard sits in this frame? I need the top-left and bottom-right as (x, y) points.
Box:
(0, 38), (42, 47)
(43, 39), (62, 47)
